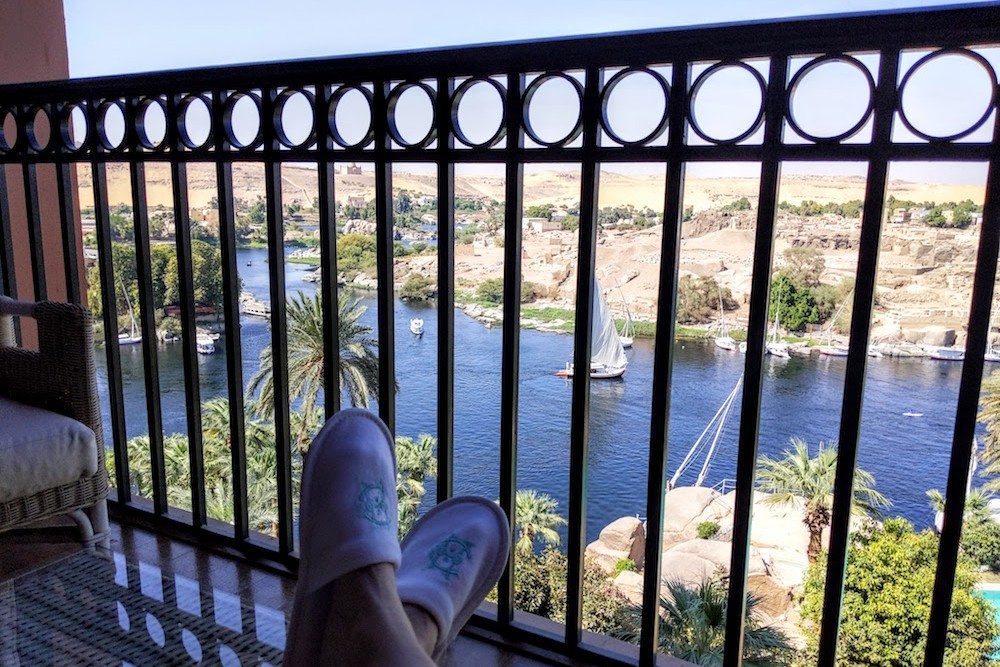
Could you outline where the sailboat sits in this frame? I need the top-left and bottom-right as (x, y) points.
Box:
(617, 287), (635, 349)
(555, 278), (629, 379)
(714, 286), (738, 352)
(818, 299), (849, 357)
(668, 374), (743, 489)
(765, 284), (789, 358)
(117, 282), (142, 345)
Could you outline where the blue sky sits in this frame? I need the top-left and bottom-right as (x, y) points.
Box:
(62, 0), (997, 184)
(63, 0), (993, 77)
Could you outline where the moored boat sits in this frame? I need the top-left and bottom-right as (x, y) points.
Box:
(555, 278), (628, 379)
(196, 334), (216, 355)
(410, 318), (424, 336)
(930, 347), (965, 361)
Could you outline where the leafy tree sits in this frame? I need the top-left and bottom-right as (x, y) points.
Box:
(110, 212), (133, 241)
(488, 546), (629, 634)
(247, 291), (381, 448)
(477, 277), (505, 304)
(615, 577), (793, 666)
(683, 205), (694, 222)
(560, 214), (579, 231)
(757, 438), (889, 563)
(800, 518), (999, 666)
(928, 487), (1000, 572)
(781, 247), (825, 288)
(769, 272), (820, 332)
(524, 204), (553, 220)
(676, 276), (736, 324)
(721, 196), (752, 213)
(337, 233), (378, 272)
(399, 274), (436, 301)
(514, 489), (567, 553)
(977, 370), (1000, 492)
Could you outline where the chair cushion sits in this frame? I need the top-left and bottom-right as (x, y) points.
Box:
(0, 396), (98, 503)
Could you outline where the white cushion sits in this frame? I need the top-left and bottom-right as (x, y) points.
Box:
(0, 396), (98, 503)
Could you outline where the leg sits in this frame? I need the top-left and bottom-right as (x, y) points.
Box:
(320, 564), (435, 667)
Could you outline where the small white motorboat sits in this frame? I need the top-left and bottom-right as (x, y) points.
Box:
(409, 318), (424, 336)
(196, 334), (216, 355)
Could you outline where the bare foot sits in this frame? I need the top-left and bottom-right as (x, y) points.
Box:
(320, 564), (435, 667)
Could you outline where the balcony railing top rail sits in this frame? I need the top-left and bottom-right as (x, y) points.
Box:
(1, 5), (999, 666)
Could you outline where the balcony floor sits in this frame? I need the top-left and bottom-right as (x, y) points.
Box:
(0, 518), (565, 666)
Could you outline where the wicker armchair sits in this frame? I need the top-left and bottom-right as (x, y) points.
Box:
(0, 294), (109, 549)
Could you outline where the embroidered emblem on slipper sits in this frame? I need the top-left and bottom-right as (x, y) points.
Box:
(427, 535), (473, 580)
(356, 479), (390, 527)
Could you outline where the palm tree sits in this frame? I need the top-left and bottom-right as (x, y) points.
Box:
(614, 577), (793, 666)
(395, 434), (438, 538)
(247, 291), (380, 448)
(514, 490), (567, 553)
(926, 487), (991, 525)
(757, 438), (889, 563)
(978, 370), (1000, 491)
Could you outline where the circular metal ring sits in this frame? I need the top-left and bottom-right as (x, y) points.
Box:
(451, 77), (507, 149)
(177, 93), (213, 150)
(223, 91), (263, 150)
(688, 61), (767, 145)
(59, 102), (88, 152)
(786, 54), (875, 143)
(328, 85), (374, 149)
(386, 81), (437, 149)
(25, 105), (52, 153)
(600, 66), (670, 146)
(135, 97), (168, 150)
(522, 72), (584, 147)
(96, 99), (127, 152)
(273, 87), (316, 149)
(897, 48), (997, 142)
(0, 107), (18, 153)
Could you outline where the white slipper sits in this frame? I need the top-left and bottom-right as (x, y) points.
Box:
(397, 496), (510, 662)
(284, 408), (401, 667)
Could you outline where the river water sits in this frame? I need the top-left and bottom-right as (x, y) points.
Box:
(96, 247), (982, 542)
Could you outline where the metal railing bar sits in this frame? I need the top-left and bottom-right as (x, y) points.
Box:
(263, 157), (295, 555)
(565, 63), (602, 648)
(373, 81), (397, 431)
(317, 159), (341, 419)
(55, 163), (82, 304)
(816, 47), (899, 666)
(215, 159), (251, 541)
(128, 161), (168, 517)
(924, 112), (1000, 666)
(0, 167), (14, 304)
(1, 141), (995, 168)
(435, 75), (456, 503)
(315, 83), (342, 421)
(639, 59), (691, 667)
(91, 161), (130, 500)
(497, 72), (526, 630)
(21, 163), (45, 301)
(723, 53), (787, 667)
(169, 157), (207, 525)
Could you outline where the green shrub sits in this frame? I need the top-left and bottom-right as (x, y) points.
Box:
(399, 274), (436, 301)
(696, 521), (720, 540)
(613, 559), (637, 577)
(521, 281), (543, 303)
(477, 277), (505, 303)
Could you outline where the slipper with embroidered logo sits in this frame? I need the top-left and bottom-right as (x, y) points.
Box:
(284, 408), (400, 667)
(396, 495), (510, 662)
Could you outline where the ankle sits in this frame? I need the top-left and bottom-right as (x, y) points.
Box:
(404, 603), (440, 656)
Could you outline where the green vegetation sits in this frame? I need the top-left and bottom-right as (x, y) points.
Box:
(757, 438), (889, 563)
(615, 576), (793, 665)
(676, 275), (736, 324)
(337, 233), (378, 272)
(476, 277), (505, 303)
(514, 489), (568, 553)
(696, 520), (720, 540)
(779, 199), (863, 218)
(612, 559), (636, 577)
(886, 194), (983, 229)
(399, 274), (436, 301)
(721, 196), (753, 213)
(800, 519), (999, 666)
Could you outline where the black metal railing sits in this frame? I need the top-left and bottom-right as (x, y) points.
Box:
(0, 5), (999, 665)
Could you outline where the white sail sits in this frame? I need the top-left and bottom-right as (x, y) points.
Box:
(592, 279), (628, 372)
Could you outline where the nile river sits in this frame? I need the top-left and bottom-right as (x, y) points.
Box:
(96, 247), (984, 542)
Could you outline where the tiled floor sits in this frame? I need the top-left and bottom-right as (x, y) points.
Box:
(0, 519), (559, 666)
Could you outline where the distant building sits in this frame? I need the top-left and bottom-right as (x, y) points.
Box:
(342, 163), (362, 175)
(890, 207), (910, 224)
(523, 217), (560, 233)
(415, 195), (436, 207)
(347, 195), (366, 208)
